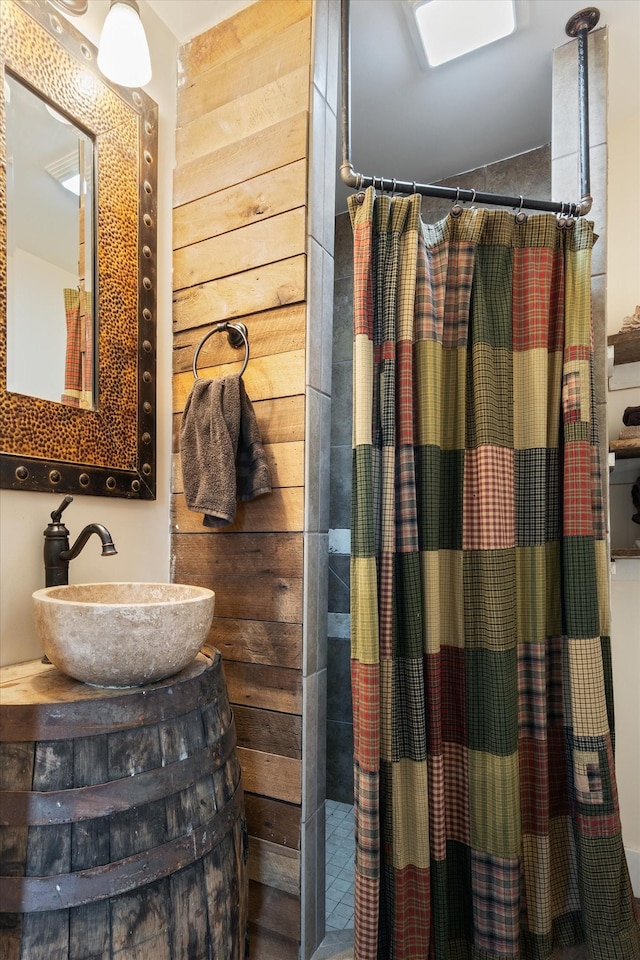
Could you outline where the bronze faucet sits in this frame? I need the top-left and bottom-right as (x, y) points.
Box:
(43, 495), (117, 588)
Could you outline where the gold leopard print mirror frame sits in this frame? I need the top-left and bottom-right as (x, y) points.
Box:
(0, 0), (157, 499)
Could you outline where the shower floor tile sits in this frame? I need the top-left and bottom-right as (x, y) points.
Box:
(325, 799), (354, 931)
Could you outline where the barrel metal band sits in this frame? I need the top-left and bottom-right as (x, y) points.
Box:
(0, 649), (222, 742)
(0, 777), (244, 912)
(0, 721), (237, 826)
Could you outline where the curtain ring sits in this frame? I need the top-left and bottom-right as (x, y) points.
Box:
(412, 181), (417, 194)
(515, 195), (527, 224)
(392, 178), (397, 196)
(469, 189), (477, 207)
(451, 187), (463, 218)
(557, 201), (567, 229)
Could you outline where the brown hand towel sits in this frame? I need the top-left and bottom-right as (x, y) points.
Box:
(180, 374), (271, 528)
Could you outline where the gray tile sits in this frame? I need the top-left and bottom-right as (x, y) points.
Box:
(334, 213), (354, 281)
(311, 0), (328, 100)
(330, 362), (353, 446)
(309, 86), (327, 248)
(326, 0), (340, 118)
(305, 387), (321, 533)
(324, 109), (338, 256)
(332, 277), (354, 364)
(326, 719), (354, 803)
(484, 145), (551, 203)
(327, 637), (352, 723)
(328, 554), (350, 614)
(307, 237), (324, 391)
(304, 533), (328, 675)
(329, 444), (352, 531)
(321, 248), (335, 396)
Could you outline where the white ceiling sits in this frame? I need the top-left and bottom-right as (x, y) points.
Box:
(146, 0), (633, 212)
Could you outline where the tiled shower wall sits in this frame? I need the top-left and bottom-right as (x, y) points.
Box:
(327, 145), (552, 804)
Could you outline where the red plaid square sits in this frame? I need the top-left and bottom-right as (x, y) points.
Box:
(463, 445), (515, 550)
(428, 754), (446, 861)
(351, 661), (380, 772)
(444, 741), (470, 844)
(563, 441), (595, 536)
(392, 863), (432, 959)
(512, 248), (564, 352)
(519, 736), (550, 835)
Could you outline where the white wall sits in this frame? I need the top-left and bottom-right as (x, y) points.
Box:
(605, 0), (640, 892)
(0, 1), (176, 666)
(6, 249), (74, 403)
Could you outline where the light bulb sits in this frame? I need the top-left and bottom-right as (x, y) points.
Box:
(97, 0), (152, 88)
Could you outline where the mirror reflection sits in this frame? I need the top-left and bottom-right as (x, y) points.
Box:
(5, 71), (96, 408)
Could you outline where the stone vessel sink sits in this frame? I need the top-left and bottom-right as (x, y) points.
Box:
(32, 582), (215, 687)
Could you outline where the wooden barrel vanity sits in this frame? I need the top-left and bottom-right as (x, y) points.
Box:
(0, 648), (248, 960)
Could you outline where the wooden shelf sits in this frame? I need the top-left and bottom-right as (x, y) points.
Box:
(611, 548), (640, 559)
(607, 330), (640, 365)
(609, 439), (640, 459)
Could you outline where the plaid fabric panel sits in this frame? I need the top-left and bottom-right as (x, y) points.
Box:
(441, 645), (467, 745)
(567, 637), (611, 739)
(391, 863), (432, 960)
(562, 359), (591, 425)
(513, 347), (564, 451)
(444, 839), (474, 942)
(470, 245), (514, 350)
(414, 224), (446, 344)
(463, 549), (517, 649)
(469, 749), (521, 858)
(391, 655), (427, 762)
(515, 448), (560, 546)
(348, 195), (375, 340)
(353, 334), (375, 448)
(350, 555), (379, 664)
(463, 446), (515, 550)
(522, 833), (552, 936)
(549, 815), (581, 921)
(562, 442), (595, 536)
(466, 647), (519, 756)
(512, 246), (565, 353)
(577, 832), (640, 959)
(415, 446), (465, 551)
(414, 339), (442, 448)
(465, 343), (514, 449)
(390, 758), (430, 869)
(517, 640), (548, 739)
(472, 850), (520, 956)
(351, 659), (380, 769)
(516, 546), (558, 644)
(519, 735), (550, 836)
(427, 753), (446, 861)
(562, 537), (600, 638)
(443, 742), (470, 845)
(393, 552), (423, 659)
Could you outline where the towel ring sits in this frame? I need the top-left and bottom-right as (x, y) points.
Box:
(192, 321), (250, 380)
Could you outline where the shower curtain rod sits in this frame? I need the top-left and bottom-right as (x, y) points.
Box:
(339, 0), (599, 218)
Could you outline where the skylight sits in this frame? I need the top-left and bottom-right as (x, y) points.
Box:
(412, 0), (516, 67)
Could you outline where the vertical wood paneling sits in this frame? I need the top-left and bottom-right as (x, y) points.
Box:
(172, 3), (312, 955)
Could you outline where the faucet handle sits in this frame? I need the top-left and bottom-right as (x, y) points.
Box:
(51, 495), (73, 523)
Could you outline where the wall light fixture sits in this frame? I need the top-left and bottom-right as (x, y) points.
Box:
(49, 0), (152, 88)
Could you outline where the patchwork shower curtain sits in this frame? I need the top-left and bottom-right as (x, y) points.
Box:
(348, 187), (639, 960)
(62, 286), (93, 408)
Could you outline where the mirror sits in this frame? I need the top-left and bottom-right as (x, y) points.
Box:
(0, 0), (157, 499)
(6, 71), (96, 408)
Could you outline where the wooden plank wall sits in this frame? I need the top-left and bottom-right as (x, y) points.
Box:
(171, 2), (312, 957)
